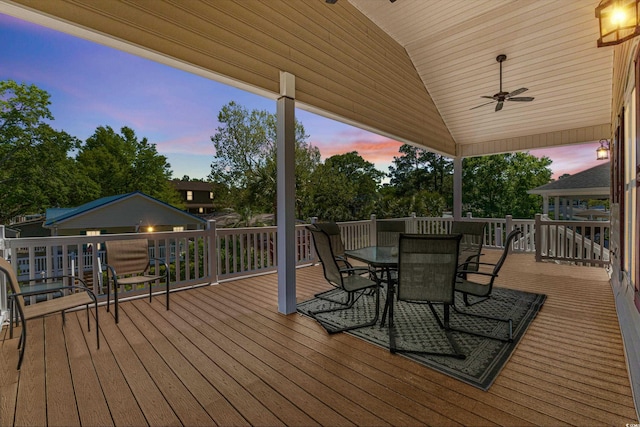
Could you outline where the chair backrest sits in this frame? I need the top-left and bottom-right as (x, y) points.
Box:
(397, 234), (461, 304)
(306, 225), (343, 287)
(0, 256), (25, 315)
(451, 221), (487, 270)
(491, 228), (522, 276)
(313, 222), (346, 258)
(376, 220), (405, 247)
(105, 239), (150, 276)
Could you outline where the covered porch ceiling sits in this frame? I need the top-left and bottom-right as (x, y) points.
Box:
(1, 0), (613, 158)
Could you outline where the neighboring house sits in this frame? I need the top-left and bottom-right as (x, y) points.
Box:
(171, 180), (215, 216)
(43, 191), (208, 236)
(528, 162), (610, 220)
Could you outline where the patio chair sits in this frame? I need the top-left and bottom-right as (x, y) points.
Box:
(313, 221), (352, 269)
(451, 220), (487, 275)
(389, 233), (465, 359)
(376, 220), (406, 247)
(311, 221), (355, 305)
(104, 239), (170, 323)
(0, 256), (99, 370)
(453, 228), (523, 342)
(306, 224), (381, 334)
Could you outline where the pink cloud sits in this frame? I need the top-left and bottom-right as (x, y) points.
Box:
(529, 142), (603, 179)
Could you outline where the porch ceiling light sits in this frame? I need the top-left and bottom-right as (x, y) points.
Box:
(596, 139), (610, 160)
(596, 0), (640, 47)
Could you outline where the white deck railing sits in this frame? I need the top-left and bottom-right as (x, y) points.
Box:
(0, 214), (610, 325)
(534, 214), (610, 267)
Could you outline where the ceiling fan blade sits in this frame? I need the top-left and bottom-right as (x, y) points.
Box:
(495, 101), (504, 112)
(470, 101), (495, 110)
(506, 88), (528, 97)
(481, 96), (496, 99)
(507, 97), (535, 102)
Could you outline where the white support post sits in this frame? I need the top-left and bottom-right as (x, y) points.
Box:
(542, 195), (549, 215)
(453, 157), (462, 220)
(277, 72), (297, 315)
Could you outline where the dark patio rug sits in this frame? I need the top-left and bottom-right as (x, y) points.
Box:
(297, 287), (546, 390)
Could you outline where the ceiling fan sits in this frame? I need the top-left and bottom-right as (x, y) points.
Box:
(471, 54), (534, 112)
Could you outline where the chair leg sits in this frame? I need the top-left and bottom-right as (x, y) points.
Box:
(463, 293), (489, 307)
(17, 327), (26, 370)
(114, 281), (119, 324)
(452, 298), (513, 342)
(313, 288), (351, 306)
(390, 302), (465, 359)
(311, 286), (380, 334)
(95, 300), (100, 350)
(166, 276), (170, 310)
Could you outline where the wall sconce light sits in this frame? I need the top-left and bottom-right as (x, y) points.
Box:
(596, 0), (640, 47)
(596, 139), (610, 160)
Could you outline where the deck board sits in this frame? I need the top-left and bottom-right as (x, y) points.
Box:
(1, 251), (638, 426)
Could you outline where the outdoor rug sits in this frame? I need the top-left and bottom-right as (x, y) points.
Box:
(297, 287), (546, 390)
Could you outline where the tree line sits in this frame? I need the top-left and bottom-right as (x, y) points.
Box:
(0, 79), (553, 226)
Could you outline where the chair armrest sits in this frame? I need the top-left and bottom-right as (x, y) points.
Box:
(11, 284), (97, 299)
(148, 257), (170, 275)
(24, 274), (90, 289)
(456, 270), (497, 279)
(340, 266), (372, 276)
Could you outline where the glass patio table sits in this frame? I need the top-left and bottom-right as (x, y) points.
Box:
(345, 246), (398, 326)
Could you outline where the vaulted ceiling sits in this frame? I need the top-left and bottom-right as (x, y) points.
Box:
(350, 0), (614, 156)
(1, 0), (615, 158)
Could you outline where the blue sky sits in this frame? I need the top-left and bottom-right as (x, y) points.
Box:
(1, 13), (602, 180)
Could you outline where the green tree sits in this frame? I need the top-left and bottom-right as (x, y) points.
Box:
(307, 152), (384, 221)
(0, 80), (95, 222)
(388, 144), (453, 197)
(209, 101), (320, 219)
(462, 152), (552, 218)
(76, 126), (181, 206)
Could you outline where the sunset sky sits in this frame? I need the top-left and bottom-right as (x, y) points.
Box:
(1, 13), (603, 181)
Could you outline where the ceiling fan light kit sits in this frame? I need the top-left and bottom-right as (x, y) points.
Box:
(470, 54), (534, 112)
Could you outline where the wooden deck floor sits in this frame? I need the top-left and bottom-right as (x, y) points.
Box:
(1, 251), (637, 426)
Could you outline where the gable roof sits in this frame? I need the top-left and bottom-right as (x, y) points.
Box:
(528, 162), (610, 198)
(44, 191), (206, 228)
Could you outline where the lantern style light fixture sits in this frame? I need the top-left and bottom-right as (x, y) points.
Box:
(596, 0), (640, 47)
(596, 139), (610, 160)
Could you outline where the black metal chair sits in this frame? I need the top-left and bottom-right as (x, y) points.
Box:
(376, 220), (405, 247)
(104, 239), (170, 323)
(311, 221), (358, 305)
(306, 224), (381, 334)
(454, 228), (523, 342)
(451, 220), (487, 275)
(389, 233), (465, 359)
(1, 256), (99, 370)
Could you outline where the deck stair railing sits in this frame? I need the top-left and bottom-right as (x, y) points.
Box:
(534, 213), (610, 267)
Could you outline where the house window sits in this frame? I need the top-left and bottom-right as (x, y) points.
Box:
(173, 226), (184, 232)
(210, 192), (213, 199)
(199, 207), (204, 214)
(186, 191), (193, 201)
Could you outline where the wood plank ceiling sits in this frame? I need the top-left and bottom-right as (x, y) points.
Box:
(350, 0), (614, 156)
(1, 0), (615, 158)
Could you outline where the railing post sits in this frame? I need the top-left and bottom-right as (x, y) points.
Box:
(535, 214), (542, 262)
(410, 212), (417, 233)
(466, 212), (472, 218)
(207, 220), (218, 284)
(309, 217), (318, 263)
(370, 214), (377, 246)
